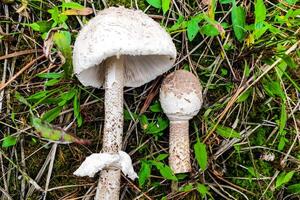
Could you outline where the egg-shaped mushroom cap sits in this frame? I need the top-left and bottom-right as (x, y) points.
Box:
(160, 70), (202, 121)
(73, 7), (177, 88)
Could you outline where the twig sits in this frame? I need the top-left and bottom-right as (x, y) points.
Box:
(0, 54), (45, 91)
(0, 49), (43, 61)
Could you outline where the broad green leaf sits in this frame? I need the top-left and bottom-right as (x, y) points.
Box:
(275, 171), (295, 189)
(149, 101), (162, 113)
(200, 24), (219, 36)
(146, 117), (168, 134)
(187, 18), (200, 41)
(37, 72), (63, 79)
(27, 21), (52, 33)
(196, 183), (210, 198)
(231, 5), (246, 41)
(2, 136), (17, 148)
(156, 154), (168, 161)
(255, 0), (266, 23)
(138, 161), (151, 187)
(262, 80), (285, 100)
(162, 0), (170, 15)
(146, 0), (162, 9)
(42, 106), (63, 123)
(215, 125), (240, 138)
(150, 160), (177, 181)
(288, 183), (300, 193)
(194, 141), (208, 171)
(53, 31), (73, 77)
(27, 90), (48, 101)
(139, 115), (149, 130)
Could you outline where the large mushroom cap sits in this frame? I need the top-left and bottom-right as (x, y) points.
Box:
(73, 7), (177, 88)
(160, 70), (202, 121)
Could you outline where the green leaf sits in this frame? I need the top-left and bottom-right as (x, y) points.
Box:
(162, 0), (170, 15)
(215, 125), (240, 138)
(61, 2), (83, 9)
(220, 0), (232, 4)
(74, 92), (83, 127)
(32, 117), (88, 144)
(37, 72), (63, 79)
(262, 80), (285, 100)
(149, 101), (162, 113)
(168, 15), (186, 32)
(179, 183), (194, 192)
(15, 92), (31, 107)
(194, 141), (208, 171)
(53, 31), (73, 77)
(27, 21), (52, 33)
(275, 171), (295, 189)
(146, 117), (169, 134)
(279, 103), (287, 134)
(237, 88), (252, 103)
(187, 18), (200, 41)
(27, 90), (48, 101)
(231, 5), (246, 41)
(150, 160), (177, 181)
(200, 24), (219, 36)
(278, 136), (287, 151)
(146, 0), (162, 9)
(156, 154), (168, 161)
(138, 161), (151, 187)
(42, 106), (63, 123)
(45, 78), (61, 86)
(196, 183), (210, 198)
(2, 136), (17, 148)
(288, 183), (300, 193)
(255, 0), (266, 23)
(284, 0), (298, 5)
(139, 114), (149, 130)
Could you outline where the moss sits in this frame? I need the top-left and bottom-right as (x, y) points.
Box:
(107, 0), (147, 10)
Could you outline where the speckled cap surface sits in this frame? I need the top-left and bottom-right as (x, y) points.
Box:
(73, 7), (177, 88)
(160, 70), (203, 121)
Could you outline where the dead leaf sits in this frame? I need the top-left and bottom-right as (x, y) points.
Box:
(63, 8), (93, 16)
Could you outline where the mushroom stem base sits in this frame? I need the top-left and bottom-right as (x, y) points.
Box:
(169, 120), (191, 174)
(96, 56), (124, 200)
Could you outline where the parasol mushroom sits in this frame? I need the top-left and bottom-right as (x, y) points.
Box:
(72, 7), (176, 199)
(159, 70), (202, 174)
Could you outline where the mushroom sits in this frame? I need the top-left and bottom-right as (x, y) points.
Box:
(72, 7), (176, 199)
(159, 70), (202, 174)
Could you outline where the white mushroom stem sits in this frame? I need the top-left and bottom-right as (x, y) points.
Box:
(96, 56), (124, 200)
(169, 120), (191, 174)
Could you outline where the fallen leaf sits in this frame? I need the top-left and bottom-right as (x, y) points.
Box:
(63, 8), (93, 16)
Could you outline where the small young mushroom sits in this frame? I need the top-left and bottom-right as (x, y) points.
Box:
(73, 7), (176, 199)
(159, 70), (202, 174)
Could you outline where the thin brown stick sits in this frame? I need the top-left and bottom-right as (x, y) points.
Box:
(0, 54), (45, 91)
(0, 49), (43, 61)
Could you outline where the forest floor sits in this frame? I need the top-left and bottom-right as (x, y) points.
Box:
(0, 0), (300, 199)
